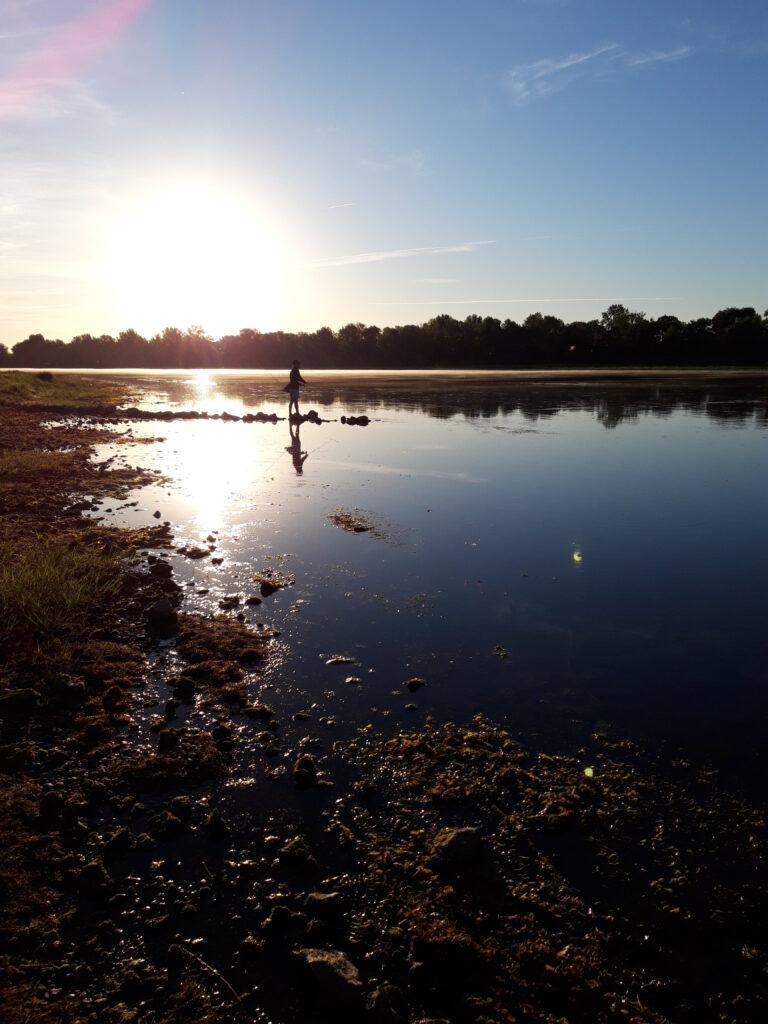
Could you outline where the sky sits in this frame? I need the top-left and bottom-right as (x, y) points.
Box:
(0, 0), (766, 345)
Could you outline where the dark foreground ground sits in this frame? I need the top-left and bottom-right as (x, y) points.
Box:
(1, 373), (766, 1024)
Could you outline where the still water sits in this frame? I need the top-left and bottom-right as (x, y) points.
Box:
(91, 372), (768, 788)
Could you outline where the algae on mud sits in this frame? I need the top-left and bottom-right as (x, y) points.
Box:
(330, 717), (767, 1023)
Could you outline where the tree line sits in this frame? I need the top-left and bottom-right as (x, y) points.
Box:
(1, 305), (766, 370)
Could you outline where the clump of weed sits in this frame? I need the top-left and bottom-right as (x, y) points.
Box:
(0, 532), (121, 651)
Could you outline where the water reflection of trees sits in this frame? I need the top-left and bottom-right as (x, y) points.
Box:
(254, 378), (768, 429)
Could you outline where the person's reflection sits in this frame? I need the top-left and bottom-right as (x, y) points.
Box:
(286, 421), (309, 474)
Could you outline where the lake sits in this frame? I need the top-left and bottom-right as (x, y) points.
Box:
(86, 370), (768, 793)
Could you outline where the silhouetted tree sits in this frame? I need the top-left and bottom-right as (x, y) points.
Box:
(5, 306), (767, 369)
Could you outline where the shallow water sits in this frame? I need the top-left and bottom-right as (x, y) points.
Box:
(89, 371), (768, 790)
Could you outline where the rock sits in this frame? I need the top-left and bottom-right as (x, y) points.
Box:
(39, 790), (64, 820)
(293, 754), (318, 789)
(147, 810), (188, 840)
(404, 677), (426, 693)
(103, 827), (134, 863)
(294, 947), (363, 1003)
(260, 580), (278, 596)
(53, 674), (87, 705)
(153, 510), (162, 518)
(304, 891), (340, 917)
(243, 702), (274, 720)
(78, 859), (112, 895)
(168, 795), (192, 820)
(241, 934), (264, 957)
(431, 827), (484, 868)
(147, 597), (177, 630)
(218, 595), (241, 610)
(262, 904), (307, 931)
(180, 545), (210, 559)
(0, 688), (39, 714)
(172, 676), (196, 700)
(212, 722), (233, 745)
(366, 984), (405, 1023)
(157, 728), (181, 753)
(245, 595), (262, 605)
(279, 836), (319, 874)
(206, 808), (231, 841)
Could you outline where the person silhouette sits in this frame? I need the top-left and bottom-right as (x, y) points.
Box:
(285, 358), (306, 418)
(286, 421), (308, 474)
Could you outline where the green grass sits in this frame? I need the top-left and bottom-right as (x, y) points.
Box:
(0, 532), (122, 648)
(0, 371), (122, 407)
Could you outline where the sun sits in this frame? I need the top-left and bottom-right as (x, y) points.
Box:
(108, 184), (282, 338)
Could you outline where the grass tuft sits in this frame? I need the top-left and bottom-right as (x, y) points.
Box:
(0, 449), (79, 479)
(0, 532), (122, 649)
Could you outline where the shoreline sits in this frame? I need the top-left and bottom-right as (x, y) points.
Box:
(4, 365), (768, 379)
(1, 372), (766, 1024)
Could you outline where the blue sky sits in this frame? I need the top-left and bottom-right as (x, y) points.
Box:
(1, 0), (766, 344)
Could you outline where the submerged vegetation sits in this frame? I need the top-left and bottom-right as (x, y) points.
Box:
(1, 304), (766, 369)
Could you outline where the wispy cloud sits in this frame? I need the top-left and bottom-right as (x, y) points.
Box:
(629, 46), (691, 66)
(507, 44), (618, 102)
(327, 201), (356, 210)
(309, 240), (494, 269)
(506, 42), (692, 103)
(0, 77), (111, 121)
(418, 278), (457, 285)
(359, 149), (426, 175)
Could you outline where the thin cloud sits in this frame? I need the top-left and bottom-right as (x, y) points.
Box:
(507, 44), (618, 102)
(0, 28), (48, 42)
(418, 278), (457, 285)
(327, 202), (356, 210)
(629, 46), (691, 66)
(309, 241), (494, 269)
(359, 149), (426, 174)
(0, 77), (111, 120)
(507, 42), (693, 103)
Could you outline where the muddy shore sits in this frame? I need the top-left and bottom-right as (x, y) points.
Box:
(1, 372), (766, 1024)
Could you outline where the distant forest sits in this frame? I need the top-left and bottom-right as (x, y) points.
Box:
(1, 305), (766, 369)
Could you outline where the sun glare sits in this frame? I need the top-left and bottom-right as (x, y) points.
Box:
(108, 185), (282, 338)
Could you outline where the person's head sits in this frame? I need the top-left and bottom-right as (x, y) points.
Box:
(293, 359), (300, 367)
